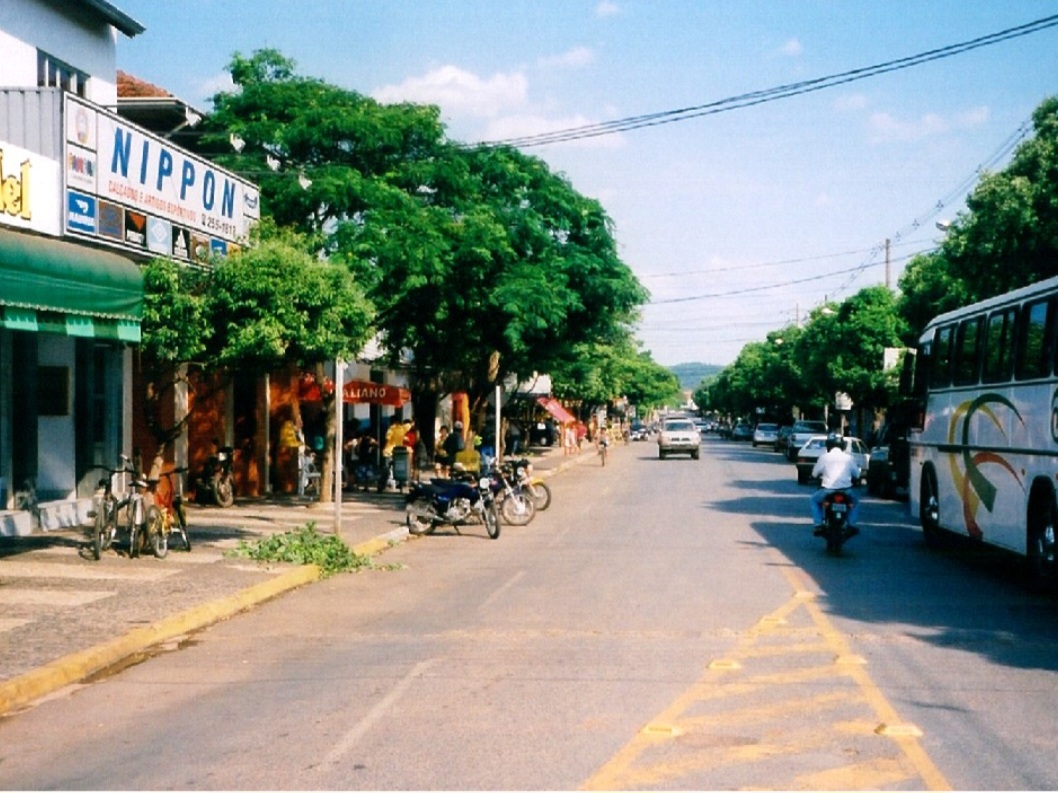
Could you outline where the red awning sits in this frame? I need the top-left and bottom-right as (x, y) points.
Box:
(342, 379), (410, 407)
(536, 396), (576, 424)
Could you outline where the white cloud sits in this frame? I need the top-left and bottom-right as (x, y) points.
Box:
(372, 65), (527, 117)
(834, 93), (868, 112)
(595, 1), (620, 18)
(868, 106), (990, 142)
(197, 71), (235, 103)
(537, 46), (595, 70)
(779, 38), (803, 57)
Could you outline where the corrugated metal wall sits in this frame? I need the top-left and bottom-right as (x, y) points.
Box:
(0, 88), (62, 158)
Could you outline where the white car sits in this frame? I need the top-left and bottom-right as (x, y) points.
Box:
(795, 436), (870, 485)
(658, 419), (700, 460)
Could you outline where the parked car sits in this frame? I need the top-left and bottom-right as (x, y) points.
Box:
(784, 420), (829, 461)
(752, 422), (779, 447)
(795, 435), (870, 485)
(731, 422), (754, 441)
(658, 419), (700, 459)
(866, 424), (909, 499)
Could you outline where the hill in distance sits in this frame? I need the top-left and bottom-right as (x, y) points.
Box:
(668, 362), (723, 390)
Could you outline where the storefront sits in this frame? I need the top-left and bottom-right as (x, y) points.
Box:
(0, 227), (142, 527)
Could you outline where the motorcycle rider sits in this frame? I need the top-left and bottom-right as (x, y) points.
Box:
(810, 433), (861, 536)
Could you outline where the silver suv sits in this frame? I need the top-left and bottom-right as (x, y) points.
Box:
(658, 419), (700, 460)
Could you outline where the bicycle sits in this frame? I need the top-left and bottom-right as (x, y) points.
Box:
(144, 466), (191, 558)
(89, 456), (148, 560)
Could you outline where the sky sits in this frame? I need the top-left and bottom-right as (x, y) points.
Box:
(114, 1), (1058, 367)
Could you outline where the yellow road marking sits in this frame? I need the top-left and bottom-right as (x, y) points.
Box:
(580, 567), (951, 791)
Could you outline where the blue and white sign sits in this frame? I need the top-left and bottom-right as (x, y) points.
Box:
(63, 95), (259, 259)
(66, 190), (97, 234)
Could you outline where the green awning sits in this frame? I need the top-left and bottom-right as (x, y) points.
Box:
(0, 228), (142, 342)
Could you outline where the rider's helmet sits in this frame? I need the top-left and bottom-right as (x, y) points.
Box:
(825, 433), (843, 451)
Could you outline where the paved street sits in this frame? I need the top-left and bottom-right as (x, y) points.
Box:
(0, 441), (588, 714)
(3, 437), (1058, 790)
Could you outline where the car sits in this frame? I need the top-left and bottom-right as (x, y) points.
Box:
(658, 419), (700, 460)
(774, 425), (793, 453)
(784, 420), (829, 461)
(752, 422), (779, 447)
(795, 435), (870, 485)
(730, 422), (754, 441)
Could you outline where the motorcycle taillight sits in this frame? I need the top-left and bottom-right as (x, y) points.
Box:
(832, 492), (847, 504)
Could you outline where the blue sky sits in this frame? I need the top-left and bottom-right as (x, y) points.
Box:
(115, 1), (1058, 366)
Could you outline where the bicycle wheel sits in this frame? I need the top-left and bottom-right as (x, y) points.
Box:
(97, 496), (117, 553)
(174, 497), (191, 551)
(146, 505), (168, 559)
(128, 498), (143, 558)
(91, 506), (105, 561)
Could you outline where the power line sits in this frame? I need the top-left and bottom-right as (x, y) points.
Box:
(481, 14), (1058, 148)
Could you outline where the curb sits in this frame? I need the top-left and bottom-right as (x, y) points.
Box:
(0, 564), (321, 717)
(0, 446), (592, 716)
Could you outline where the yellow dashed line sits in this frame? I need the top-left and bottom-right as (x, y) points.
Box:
(580, 567), (951, 791)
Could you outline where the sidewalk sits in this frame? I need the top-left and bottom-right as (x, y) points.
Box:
(0, 440), (598, 716)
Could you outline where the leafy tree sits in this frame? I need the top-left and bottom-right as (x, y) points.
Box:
(140, 227), (373, 500)
(899, 96), (1058, 336)
(206, 49), (648, 446)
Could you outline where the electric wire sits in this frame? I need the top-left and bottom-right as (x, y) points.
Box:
(481, 14), (1058, 148)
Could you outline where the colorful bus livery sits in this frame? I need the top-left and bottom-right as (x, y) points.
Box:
(909, 274), (1058, 592)
(942, 392), (1026, 540)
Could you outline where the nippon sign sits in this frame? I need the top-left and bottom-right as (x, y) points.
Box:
(0, 140), (62, 236)
(63, 95), (259, 258)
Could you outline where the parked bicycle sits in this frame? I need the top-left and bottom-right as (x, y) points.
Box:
(144, 466), (191, 558)
(88, 455), (150, 560)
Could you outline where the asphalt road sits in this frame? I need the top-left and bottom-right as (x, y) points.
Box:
(2, 437), (1058, 790)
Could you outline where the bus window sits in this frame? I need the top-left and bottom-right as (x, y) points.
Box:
(953, 316), (983, 386)
(982, 307), (1017, 383)
(1015, 298), (1054, 380)
(930, 325), (954, 388)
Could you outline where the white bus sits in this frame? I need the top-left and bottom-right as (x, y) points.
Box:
(908, 274), (1058, 591)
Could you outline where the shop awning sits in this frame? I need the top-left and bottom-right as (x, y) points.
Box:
(343, 379), (411, 407)
(0, 228), (142, 341)
(536, 396), (576, 424)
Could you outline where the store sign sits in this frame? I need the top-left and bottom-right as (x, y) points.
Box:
(63, 95), (259, 260)
(0, 140), (61, 236)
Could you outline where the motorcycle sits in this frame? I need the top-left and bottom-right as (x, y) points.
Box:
(509, 458), (551, 511)
(405, 470), (501, 539)
(196, 445), (235, 507)
(817, 489), (857, 555)
(489, 462), (536, 525)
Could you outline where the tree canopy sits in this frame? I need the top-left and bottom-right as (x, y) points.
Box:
(204, 48), (651, 424)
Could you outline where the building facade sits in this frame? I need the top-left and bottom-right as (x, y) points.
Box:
(0, 0), (258, 533)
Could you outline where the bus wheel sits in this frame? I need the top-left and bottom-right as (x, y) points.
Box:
(1026, 488), (1058, 594)
(920, 468), (946, 550)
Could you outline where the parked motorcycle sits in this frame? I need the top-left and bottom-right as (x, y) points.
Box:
(405, 470), (500, 539)
(489, 463), (536, 525)
(817, 489), (857, 555)
(509, 458), (551, 511)
(196, 445), (235, 507)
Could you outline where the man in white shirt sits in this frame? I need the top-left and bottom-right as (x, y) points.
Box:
(810, 434), (861, 535)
